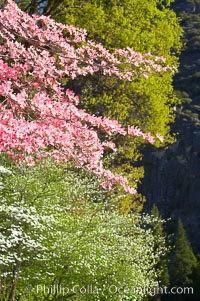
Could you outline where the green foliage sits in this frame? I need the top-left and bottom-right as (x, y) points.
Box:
(59, 0), (182, 212)
(17, 0), (181, 56)
(175, 90), (192, 106)
(171, 219), (197, 287)
(0, 159), (168, 301)
(173, 3), (200, 108)
(150, 204), (170, 288)
(57, 0), (181, 139)
(16, 0), (182, 212)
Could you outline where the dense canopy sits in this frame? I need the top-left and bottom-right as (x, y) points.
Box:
(0, 0), (169, 193)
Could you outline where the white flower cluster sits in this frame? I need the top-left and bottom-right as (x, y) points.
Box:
(0, 160), (168, 301)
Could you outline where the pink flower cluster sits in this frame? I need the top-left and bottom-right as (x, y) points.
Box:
(0, 0), (168, 193)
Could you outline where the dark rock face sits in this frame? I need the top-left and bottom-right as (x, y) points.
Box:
(193, 131), (200, 152)
(140, 0), (200, 252)
(141, 122), (200, 252)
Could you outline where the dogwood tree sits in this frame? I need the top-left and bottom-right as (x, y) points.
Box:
(0, 160), (168, 301)
(0, 0), (172, 193)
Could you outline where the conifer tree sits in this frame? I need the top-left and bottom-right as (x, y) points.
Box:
(172, 219), (197, 288)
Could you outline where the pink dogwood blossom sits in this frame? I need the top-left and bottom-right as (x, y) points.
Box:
(0, 0), (170, 193)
